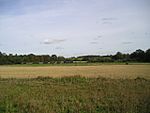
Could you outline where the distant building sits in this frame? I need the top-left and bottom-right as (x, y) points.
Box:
(73, 61), (88, 63)
(26, 62), (33, 64)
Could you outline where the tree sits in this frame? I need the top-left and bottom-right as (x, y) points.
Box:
(145, 49), (150, 62)
(130, 49), (145, 62)
(43, 55), (50, 63)
(57, 56), (65, 61)
(57, 56), (65, 63)
(50, 54), (57, 64)
(113, 52), (124, 60)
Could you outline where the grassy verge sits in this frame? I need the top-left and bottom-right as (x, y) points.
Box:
(0, 76), (149, 113)
(1, 62), (150, 67)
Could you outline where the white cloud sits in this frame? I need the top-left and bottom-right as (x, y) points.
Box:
(43, 39), (66, 45)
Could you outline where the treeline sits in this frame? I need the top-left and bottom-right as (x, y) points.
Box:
(0, 49), (150, 65)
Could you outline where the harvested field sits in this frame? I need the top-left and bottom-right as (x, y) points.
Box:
(0, 65), (150, 79)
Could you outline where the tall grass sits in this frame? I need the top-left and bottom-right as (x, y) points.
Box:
(0, 76), (149, 113)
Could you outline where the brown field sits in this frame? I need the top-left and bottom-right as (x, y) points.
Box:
(0, 65), (150, 79)
(0, 65), (150, 113)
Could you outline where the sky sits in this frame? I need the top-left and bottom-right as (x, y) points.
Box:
(0, 0), (150, 57)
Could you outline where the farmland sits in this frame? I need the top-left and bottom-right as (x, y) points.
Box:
(0, 64), (150, 113)
(0, 76), (150, 113)
(0, 64), (150, 79)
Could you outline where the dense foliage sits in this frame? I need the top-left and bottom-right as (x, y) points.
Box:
(0, 49), (150, 65)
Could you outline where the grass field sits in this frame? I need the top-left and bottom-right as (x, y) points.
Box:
(0, 76), (149, 113)
(0, 64), (150, 79)
(0, 64), (150, 113)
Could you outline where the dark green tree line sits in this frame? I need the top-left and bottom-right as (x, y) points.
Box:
(0, 48), (150, 65)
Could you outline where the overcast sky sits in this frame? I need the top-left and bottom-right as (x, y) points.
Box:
(0, 0), (150, 57)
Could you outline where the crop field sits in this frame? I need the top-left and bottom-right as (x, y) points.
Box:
(0, 76), (150, 113)
(0, 64), (150, 79)
(0, 64), (150, 113)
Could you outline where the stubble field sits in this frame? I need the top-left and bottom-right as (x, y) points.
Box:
(0, 64), (150, 79)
